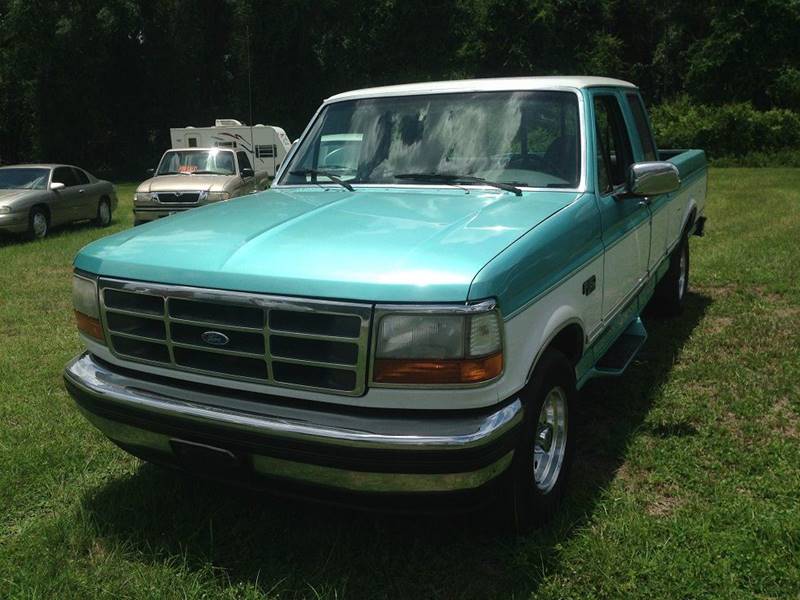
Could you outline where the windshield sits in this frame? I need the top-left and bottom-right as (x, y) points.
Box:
(281, 91), (581, 189)
(0, 168), (50, 190)
(157, 149), (236, 176)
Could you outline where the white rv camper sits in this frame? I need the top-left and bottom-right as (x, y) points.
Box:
(170, 119), (292, 177)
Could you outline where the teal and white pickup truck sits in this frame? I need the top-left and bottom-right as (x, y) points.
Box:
(65, 77), (706, 528)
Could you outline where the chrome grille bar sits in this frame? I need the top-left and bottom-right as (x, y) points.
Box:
(99, 278), (372, 396)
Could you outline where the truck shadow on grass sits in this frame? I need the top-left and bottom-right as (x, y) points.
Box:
(81, 292), (712, 599)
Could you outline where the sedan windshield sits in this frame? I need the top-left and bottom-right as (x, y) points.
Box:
(157, 150), (236, 176)
(0, 168), (50, 190)
(281, 91), (581, 189)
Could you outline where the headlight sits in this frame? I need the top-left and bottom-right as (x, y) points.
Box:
(0, 206), (11, 214)
(373, 303), (503, 385)
(134, 192), (153, 202)
(205, 191), (230, 202)
(72, 274), (104, 342)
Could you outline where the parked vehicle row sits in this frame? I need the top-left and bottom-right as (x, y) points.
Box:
(64, 76), (707, 529)
(0, 164), (117, 239)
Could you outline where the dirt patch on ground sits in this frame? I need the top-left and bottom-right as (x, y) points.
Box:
(770, 397), (800, 439)
(704, 316), (734, 335)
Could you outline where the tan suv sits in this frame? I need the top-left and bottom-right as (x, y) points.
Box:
(133, 148), (269, 225)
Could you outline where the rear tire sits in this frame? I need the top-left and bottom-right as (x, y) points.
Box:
(28, 207), (49, 240)
(502, 349), (576, 533)
(95, 199), (112, 227)
(651, 233), (689, 316)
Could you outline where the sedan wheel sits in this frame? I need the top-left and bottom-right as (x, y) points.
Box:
(29, 209), (48, 240)
(96, 200), (112, 227)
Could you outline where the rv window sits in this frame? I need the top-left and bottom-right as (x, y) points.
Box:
(237, 151), (253, 172)
(188, 137), (198, 148)
(256, 145), (276, 158)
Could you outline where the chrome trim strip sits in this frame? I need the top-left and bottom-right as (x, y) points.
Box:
(65, 352), (523, 452)
(98, 277), (372, 396)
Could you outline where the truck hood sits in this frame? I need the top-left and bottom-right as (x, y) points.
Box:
(76, 187), (579, 303)
(138, 174), (234, 192)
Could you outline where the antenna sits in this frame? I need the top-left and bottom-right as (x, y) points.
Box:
(246, 22), (255, 169)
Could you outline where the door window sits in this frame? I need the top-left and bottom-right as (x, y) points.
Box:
(236, 151), (253, 172)
(52, 167), (78, 188)
(593, 95), (634, 194)
(625, 93), (657, 161)
(72, 168), (90, 185)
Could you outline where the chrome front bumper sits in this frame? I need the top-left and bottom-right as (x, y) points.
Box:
(64, 353), (523, 495)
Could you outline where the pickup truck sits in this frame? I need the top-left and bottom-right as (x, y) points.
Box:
(132, 147), (269, 225)
(64, 77), (707, 529)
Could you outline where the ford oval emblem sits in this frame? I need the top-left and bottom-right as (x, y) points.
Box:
(201, 331), (230, 346)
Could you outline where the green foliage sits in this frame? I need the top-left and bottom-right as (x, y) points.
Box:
(1, 0), (800, 175)
(651, 97), (800, 160)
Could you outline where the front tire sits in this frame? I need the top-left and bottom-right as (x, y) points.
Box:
(504, 349), (576, 533)
(95, 199), (112, 227)
(28, 207), (49, 240)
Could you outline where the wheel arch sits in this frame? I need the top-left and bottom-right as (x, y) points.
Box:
(524, 318), (585, 385)
(30, 203), (50, 220)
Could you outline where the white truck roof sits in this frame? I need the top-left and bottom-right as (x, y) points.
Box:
(326, 76), (637, 103)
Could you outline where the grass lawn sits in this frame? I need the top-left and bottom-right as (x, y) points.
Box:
(1, 171), (798, 599)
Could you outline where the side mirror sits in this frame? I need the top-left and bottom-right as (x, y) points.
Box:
(627, 161), (680, 196)
(145, 168), (155, 176)
(240, 167), (254, 179)
(50, 182), (65, 191)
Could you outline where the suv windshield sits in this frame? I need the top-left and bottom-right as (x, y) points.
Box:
(0, 167), (50, 190)
(157, 150), (236, 176)
(281, 91), (581, 189)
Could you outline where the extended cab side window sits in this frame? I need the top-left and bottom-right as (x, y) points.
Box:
(593, 95), (634, 194)
(52, 167), (78, 188)
(625, 93), (657, 161)
(236, 151), (253, 172)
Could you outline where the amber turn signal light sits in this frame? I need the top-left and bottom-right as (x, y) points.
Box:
(75, 310), (105, 342)
(373, 353), (503, 385)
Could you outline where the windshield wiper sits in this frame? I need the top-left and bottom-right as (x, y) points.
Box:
(192, 170), (229, 175)
(394, 173), (522, 196)
(289, 169), (354, 192)
(157, 171), (189, 176)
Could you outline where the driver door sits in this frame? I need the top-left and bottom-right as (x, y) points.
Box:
(50, 166), (82, 225)
(592, 92), (651, 319)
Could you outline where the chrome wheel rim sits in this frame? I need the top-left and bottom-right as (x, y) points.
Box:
(533, 386), (568, 493)
(32, 213), (47, 238)
(678, 245), (687, 300)
(99, 202), (110, 224)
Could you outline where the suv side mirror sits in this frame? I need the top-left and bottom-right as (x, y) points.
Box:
(50, 181), (65, 190)
(145, 168), (155, 176)
(240, 167), (254, 179)
(627, 161), (680, 196)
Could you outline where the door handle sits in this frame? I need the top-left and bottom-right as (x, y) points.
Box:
(79, 189), (85, 194)
(638, 197), (650, 208)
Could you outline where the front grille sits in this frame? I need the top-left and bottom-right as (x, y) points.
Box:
(156, 192), (201, 204)
(99, 278), (372, 395)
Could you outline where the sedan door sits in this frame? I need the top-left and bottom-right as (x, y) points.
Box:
(72, 167), (100, 219)
(49, 166), (83, 225)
